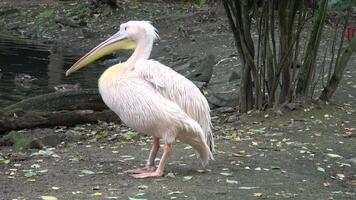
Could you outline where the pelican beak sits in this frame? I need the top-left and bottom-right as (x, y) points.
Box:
(66, 33), (136, 76)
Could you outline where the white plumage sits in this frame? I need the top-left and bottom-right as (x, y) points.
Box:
(67, 21), (214, 178)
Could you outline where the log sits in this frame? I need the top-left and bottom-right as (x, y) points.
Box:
(1, 89), (105, 116)
(0, 89), (119, 133)
(0, 110), (118, 134)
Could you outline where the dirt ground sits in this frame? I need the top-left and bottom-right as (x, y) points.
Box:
(0, 0), (355, 200)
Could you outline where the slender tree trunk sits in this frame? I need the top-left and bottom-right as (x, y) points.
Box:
(223, 0), (254, 112)
(320, 36), (356, 101)
(296, 0), (328, 96)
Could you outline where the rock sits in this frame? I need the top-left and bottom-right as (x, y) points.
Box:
(0, 8), (18, 16)
(55, 16), (82, 28)
(8, 23), (20, 30)
(54, 84), (80, 92)
(81, 28), (95, 38)
(63, 130), (83, 142)
(30, 139), (44, 149)
(192, 81), (206, 90)
(347, 157), (356, 166)
(14, 73), (37, 84)
(41, 135), (62, 147)
(226, 114), (238, 123)
(213, 107), (235, 114)
(207, 91), (239, 107)
(186, 54), (215, 83)
(228, 71), (240, 82)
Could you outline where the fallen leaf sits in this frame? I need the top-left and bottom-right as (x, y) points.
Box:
(0, 159), (10, 165)
(220, 172), (233, 176)
(326, 153), (343, 158)
(128, 197), (147, 200)
(253, 192), (263, 197)
(31, 164), (41, 169)
(226, 179), (238, 184)
(168, 191), (183, 195)
(323, 182), (331, 187)
(317, 167), (325, 173)
(91, 192), (102, 196)
(238, 186), (259, 190)
(24, 171), (37, 178)
(81, 170), (95, 175)
(40, 196), (58, 200)
(136, 192), (146, 196)
(37, 169), (48, 173)
(271, 166), (280, 170)
(138, 185), (148, 190)
(337, 174), (345, 180)
(182, 176), (193, 181)
(165, 172), (175, 178)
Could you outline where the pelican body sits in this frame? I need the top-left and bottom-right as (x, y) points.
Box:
(66, 21), (214, 178)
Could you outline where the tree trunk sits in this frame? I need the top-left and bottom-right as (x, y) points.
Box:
(319, 36), (356, 101)
(296, 0), (328, 96)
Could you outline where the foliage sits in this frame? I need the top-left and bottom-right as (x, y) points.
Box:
(197, 0), (209, 7)
(223, 0), (355, 112)
(331, 0), (356, 11)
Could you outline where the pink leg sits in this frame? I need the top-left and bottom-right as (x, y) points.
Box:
(130, 144), (171, 178)
(125, 137), (160, 174)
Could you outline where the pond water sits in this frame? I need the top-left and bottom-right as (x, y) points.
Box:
(0, 35), (107, 109)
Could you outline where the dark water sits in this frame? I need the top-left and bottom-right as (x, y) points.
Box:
(0, 35), (106, 109)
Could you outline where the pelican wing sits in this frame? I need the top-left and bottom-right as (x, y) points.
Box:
(134, 59), (214, 151)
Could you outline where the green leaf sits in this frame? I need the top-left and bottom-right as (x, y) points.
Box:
(96, 131), (109, 139)
(124, 131), (139, 140)
(226, 179), (239, 184)
(182, 176), (193, 181)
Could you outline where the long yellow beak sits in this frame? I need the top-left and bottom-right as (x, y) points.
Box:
(66, 34), (136, 76)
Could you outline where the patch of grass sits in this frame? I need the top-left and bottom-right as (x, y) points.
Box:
(65, 3), (91, 19)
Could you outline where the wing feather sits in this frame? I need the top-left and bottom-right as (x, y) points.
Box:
(134, 59), (214, 152)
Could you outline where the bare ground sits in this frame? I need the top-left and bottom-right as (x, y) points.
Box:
(0, 0), (355, 200)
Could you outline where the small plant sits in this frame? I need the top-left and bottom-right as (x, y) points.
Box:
(197, 0), (209, 7)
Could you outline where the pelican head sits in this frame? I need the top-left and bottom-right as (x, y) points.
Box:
(66, 21), (159, 76)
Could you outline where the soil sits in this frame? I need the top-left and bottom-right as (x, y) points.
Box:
(0, 0), (355, 200)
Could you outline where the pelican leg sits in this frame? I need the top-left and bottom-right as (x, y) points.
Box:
(130, 144), (171, 178)
(125, 137), (160, 174)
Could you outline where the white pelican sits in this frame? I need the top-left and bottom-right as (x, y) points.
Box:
(66, 21), (214, 178)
